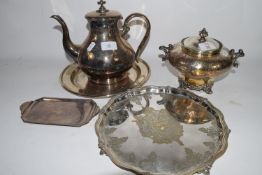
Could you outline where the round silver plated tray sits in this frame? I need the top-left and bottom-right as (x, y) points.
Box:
(60, 59), (150, 98)
(96, 86), (230, 175)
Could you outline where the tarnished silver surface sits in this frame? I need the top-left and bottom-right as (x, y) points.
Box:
(159, 28), (245, 94)
(20, 97), (99, 127)
(96, 86), (230, 175)
(51, 0), (151, 82)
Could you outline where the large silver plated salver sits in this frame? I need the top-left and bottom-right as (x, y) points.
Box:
(96, 86), (230, 175)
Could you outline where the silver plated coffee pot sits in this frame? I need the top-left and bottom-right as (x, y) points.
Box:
(51, 0), (151, 84)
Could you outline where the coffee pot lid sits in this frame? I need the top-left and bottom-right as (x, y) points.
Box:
(85, 0), (122, 20)
(181, 28), (223, 57)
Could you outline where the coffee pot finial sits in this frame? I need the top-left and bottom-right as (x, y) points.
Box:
(97, 0), (108, 14)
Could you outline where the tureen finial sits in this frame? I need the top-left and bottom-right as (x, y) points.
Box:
(199, 28), (208, 43)
(97, 0), (109, 14)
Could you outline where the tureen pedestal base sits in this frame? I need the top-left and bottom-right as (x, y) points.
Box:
(178, 77), (214, 94)
(60, 59), (150, 98)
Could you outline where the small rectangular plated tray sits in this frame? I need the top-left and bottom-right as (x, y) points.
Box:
(20, 97), (99, 127)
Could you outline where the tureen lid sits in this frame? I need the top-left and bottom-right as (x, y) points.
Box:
(85, 0), (122, 20)
(181, 28), (223, 57)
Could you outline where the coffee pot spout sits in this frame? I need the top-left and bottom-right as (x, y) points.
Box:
(51, 15), (80, 62)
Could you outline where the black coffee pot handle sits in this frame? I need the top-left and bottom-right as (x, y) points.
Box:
(122, 13), (151, 62)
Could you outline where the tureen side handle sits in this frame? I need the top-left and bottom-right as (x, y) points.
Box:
(159, 44), (174, 61)
(229, 49), (245, 68)
(122, 13), (151, 62)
